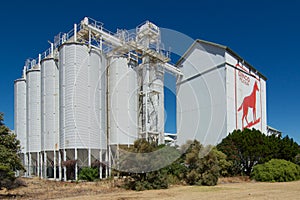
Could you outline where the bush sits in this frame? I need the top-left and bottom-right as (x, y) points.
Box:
(217, 129), (300, 176)
(78, 167), (99, 181)
(295, 154), (300, 165)
(184, 141), (220, 186)
(123, 170), (168, 191)
(0, 164), (15, 189)
(251, 159), (300, 182)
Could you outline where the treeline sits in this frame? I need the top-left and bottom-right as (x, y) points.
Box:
(1, 110), (300, 191)
(217, 129), (300, 176)
(78, 129), (300, 190)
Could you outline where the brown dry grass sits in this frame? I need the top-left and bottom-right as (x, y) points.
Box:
(1, 177), (299, 200)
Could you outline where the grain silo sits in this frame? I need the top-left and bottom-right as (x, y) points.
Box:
(40, 54), (59, 179)
(108, 56), (138, 145)
(26, 65), (41, 176)
(14, 17), (182, 180)
(14, 68), (27, 169)
(59, 42), (106, 180)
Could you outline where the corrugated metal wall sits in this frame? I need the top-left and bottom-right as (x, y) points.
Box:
(41, 58), (59, 151)
(14, 78), (27, 153)
(26, 69), (41, 152)
(109, 57), (138, 145)
(59, 43), (105, 149)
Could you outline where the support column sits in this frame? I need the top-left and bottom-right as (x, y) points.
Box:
(63, 149), (67, 181)
(75, 149), (78, 180)
(28, 153), (32, 177)
(37, 152), (40, 177)
(24, 153), (28, 177)
(59, 150), (62, 181)
(99, 149), (102, 179)
(88, 148), (91, 167)
(105, 148), (109, 178)
(44, 151), (47, 178)
(54, 151), (57, 180)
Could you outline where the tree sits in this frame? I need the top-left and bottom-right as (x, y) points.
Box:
(217, 129), (300, 176)
(217, 129), (269, 175)
(183, 140), (222, 186)
(121, 139), (169, 191)
(0, 112), (25, 190)
(278, 136), (299, 162)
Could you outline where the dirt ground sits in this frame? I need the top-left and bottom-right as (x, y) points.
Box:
(1, 177), (300, 200)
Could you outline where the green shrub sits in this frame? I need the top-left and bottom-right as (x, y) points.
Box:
(251, 159), (300, 182)
(123, 170), (168, 191)
(0, 164), (16, 189)
(78, 167), (99, 181)
(184, 142), (221, 186)
(295, 154), (300, 165)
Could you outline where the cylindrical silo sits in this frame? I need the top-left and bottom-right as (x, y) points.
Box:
(41, 57), (59, 178)
(14, 77), (27, 169)
(26, 67), (41, 176)
(109, 57), (138, 145)
(59, 42), (105, 180)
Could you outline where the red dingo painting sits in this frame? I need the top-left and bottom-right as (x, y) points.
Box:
(237, 81), (260, 129)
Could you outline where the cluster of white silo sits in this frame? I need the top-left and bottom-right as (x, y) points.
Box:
(14, 17), (178, 180)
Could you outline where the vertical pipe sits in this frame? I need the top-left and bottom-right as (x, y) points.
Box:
(38, 54), (41, 69)
(88, 28), (91, 48)
(23, 66), (27, 79)
(51, 43), (54, 58)
(106, 58), (110, 179)
(74, 24), (77, 42)
(100, 36), (103, 52)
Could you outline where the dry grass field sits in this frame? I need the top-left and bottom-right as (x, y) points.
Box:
(1, 177), (299, 200)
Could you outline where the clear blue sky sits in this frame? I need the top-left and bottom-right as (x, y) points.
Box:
(0, 0), (299, 143)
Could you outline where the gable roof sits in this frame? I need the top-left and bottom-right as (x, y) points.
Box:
(176, 39), (267, 80)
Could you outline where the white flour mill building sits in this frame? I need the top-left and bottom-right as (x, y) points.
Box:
(176, 40), (267, 145)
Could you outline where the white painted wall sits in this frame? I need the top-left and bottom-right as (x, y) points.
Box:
(177, 41), (268, 146)
(177, 42), (227, 145)
(225, 51), (267, 134)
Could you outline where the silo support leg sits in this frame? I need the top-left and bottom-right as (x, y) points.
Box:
(59, 150), (62, 181)
(37, 152), (40, 177)
(75, 149), (78, 180)
(54, 151), (57, 180)
(28, 153), (32, 177)
(63, 149), (67, 181)
(44, 151), (47, 179)
(88, 148), (91, 167)
(99, 149), (102, 179)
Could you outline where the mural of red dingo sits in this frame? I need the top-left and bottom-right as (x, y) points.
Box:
(237, 81), (260, 129)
